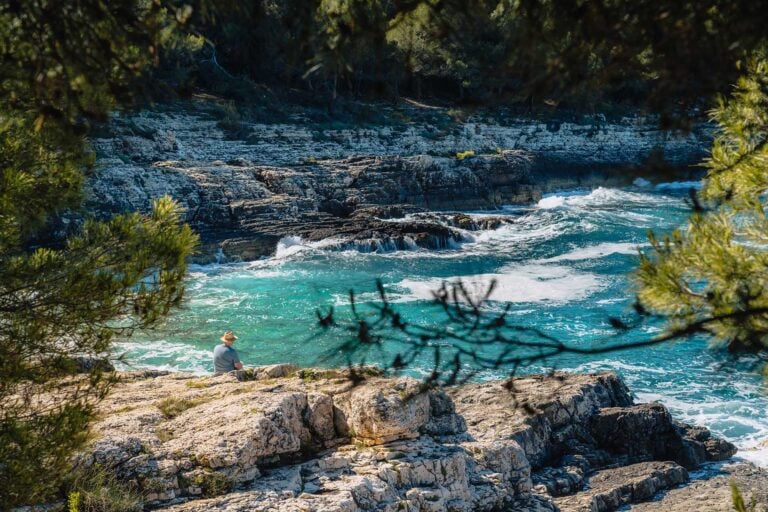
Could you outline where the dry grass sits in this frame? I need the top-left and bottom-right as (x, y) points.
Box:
(156, 397), (204, 419)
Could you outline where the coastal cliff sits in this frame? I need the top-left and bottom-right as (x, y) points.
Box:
(71, 367), (766, 512)
(71, 100), (710, 263)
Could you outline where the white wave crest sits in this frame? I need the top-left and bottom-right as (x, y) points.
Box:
(537, 187), (675, 210)
(397, 264), (603, 304)
(114, 340), (212, 374)
(536, 242), (644, 263)
(537, 195), (567, 209)
(274, 235), (311, 259)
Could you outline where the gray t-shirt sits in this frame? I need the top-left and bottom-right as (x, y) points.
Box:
(213, 344), (241, 374)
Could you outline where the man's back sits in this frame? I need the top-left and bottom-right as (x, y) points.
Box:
(213, 343), (241, 374)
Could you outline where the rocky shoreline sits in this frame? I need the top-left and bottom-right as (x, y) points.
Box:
(57, 100), (710, 263)
(83, 152), (538, 263)
(70, 366), (768, 511)
(56, 105), (767, 511)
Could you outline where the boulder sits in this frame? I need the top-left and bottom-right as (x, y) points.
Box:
(589, 403), (738, 469)
(336, 379), (431, 446)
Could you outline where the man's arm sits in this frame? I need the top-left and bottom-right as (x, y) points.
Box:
(231, 349), (243, 370)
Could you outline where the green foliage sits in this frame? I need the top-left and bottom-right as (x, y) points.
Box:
(64, 465), (143, 512)
(0, 1), (187, 127)
(68, 491), (81, 512)
(298, 368), (339, 382)
(181, 470), (233, 498)
(156, 1), (768, 114)
(198, 471), (232, 498)
(455, 150), (475, 160)
(185, 379), (210, 388)
(0, 1), (198, 507)
(637, 58), (768, 352)
(731, 480), (757, 512)
(214, 100), (247, 138)
(155, 427), (175, 442)
(0, 196), (198, 506)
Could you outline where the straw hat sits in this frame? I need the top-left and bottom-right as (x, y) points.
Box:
(220, 331), (238, 342)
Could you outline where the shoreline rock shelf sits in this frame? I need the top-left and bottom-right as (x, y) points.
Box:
(61, 102), (708, 263)
(83, 152), (538, 263)
(76, 367), (764, 511)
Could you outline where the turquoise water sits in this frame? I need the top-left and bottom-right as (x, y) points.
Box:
(117, 185), (768, 464)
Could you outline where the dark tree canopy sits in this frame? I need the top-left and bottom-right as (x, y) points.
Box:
(163, 0), (768, 119)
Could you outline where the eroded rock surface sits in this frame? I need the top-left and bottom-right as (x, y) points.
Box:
(72, 369), (754, 511)
(81, 152), (536, 263)
(627, 461), (768, 512)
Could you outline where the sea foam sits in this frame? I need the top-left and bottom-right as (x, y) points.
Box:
(397, 263), (603, 304)
(535, 242), (644, 263)
(537, 187), (678, 210)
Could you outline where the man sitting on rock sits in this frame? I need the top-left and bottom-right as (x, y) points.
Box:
(213, 331), (243, 375)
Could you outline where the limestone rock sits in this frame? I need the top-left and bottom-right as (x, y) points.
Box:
(162, 391), (310, 469)
(553, 461), (689, 512)
(79, 153), (538, 263)
(304, 392), (337, 445)
(336, 379), (431, 445)
(65, 369), (751, 512)
(628, 461), (768, 512)
(256, 363), (298, 379)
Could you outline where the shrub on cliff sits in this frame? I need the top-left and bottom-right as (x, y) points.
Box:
(0, 1), (197, 507)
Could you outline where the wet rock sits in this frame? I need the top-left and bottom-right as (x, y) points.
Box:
(678, 424), (738, 462)
(73, 355), (115, 373)
(589, 404), (677, 463)
(589, 404), (737, 469)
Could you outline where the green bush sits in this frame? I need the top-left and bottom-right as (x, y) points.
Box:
(181, 470), (233, 498)
(64, 465), (142, 512)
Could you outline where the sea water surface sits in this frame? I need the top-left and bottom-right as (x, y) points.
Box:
(117, 185), (768, 466)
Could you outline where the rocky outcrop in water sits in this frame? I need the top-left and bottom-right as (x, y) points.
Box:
(75, 101), (709, 262)
(70, 367), (751, 511)
(83, 152), (536, 263)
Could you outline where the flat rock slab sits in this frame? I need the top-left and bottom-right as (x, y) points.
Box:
(627, 461), (768, 512)
(554, 461), (688, 512)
